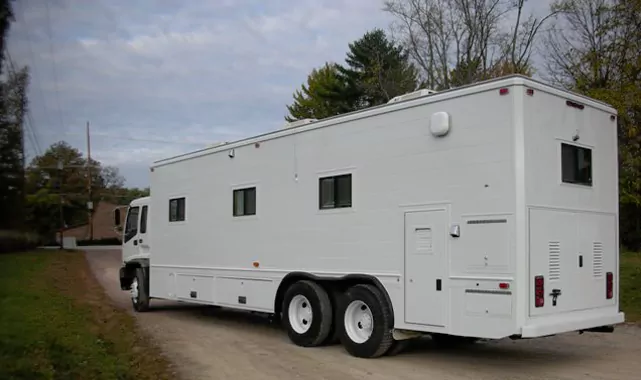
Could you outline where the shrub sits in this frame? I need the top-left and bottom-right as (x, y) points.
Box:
(0, 231), (43, 254)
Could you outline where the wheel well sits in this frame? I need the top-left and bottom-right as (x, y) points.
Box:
(121, 259), (149, 290)
(273, 272), (394, 325)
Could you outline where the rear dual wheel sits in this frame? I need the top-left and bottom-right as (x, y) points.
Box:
(339, 284), (394, 358)
(282, 280), (333, 347)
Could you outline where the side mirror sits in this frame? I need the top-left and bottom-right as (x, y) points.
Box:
(114, 208), (121, 227)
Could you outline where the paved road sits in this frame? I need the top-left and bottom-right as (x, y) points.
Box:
(86, 249), (641, 380)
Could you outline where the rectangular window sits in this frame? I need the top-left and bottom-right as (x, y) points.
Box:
(169, 197), (186, 222)
(233, 187), (256, 216)
(319, 173), (352, 209)
(140, 205), (148, 233)
(561, 143), (592, 186)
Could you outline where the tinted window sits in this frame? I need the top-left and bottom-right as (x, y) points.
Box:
(140, 205), (148, 233)
(233, 187), (256, 216)
(319, 174), (352, 209)
(561, 143), (592, 186)
(169, 197), (186, 222)
(124, 206), (140, 243)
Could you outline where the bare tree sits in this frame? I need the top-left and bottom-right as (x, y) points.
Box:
(384, 0), (558, 89)
(543, 0), (621, 88)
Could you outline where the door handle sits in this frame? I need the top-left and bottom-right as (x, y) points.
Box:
(139, 239), (143, 243)
(436, 279), (442, 291)
(133, 240), (138, 246)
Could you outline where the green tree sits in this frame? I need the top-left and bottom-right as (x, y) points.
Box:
(24, 141), (126, 238)
(545, 0), (641, 249)
(338, 28), (419, 107)
(285, 29), (419, 121)
(285, 63), (356, 122)
(0, 0), (28, 230)
(0, 0), (12, 74)
(0, 66), (28, 230)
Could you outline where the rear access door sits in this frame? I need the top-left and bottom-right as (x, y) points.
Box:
(528, 208), (617, 316)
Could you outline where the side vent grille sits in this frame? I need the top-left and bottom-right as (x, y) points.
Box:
(549, 241), (561, 281)
(593, 242), (604, 278)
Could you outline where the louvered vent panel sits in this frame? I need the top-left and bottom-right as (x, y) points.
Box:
(549, 241), (561, 281)
(593, 242), (604, 278)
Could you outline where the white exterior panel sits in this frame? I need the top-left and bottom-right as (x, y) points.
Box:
(148, 78), (518, 336)
(123, 75), (625, 341)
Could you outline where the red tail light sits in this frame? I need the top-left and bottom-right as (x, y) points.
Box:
(606, 272), (613, 299)
(535, 275), (545, 307)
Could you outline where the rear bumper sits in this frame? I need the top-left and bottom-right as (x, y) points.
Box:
(521, 309), (625, 338)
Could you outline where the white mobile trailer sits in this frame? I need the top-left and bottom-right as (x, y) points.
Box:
(117, 75), (624, 358)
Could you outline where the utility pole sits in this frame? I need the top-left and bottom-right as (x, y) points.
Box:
(87, 121), (94, 240)
(57, 160), (64, 249)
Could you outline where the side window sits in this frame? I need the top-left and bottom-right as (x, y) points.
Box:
(561, 143), (592, 186)
(169, 197), (186, 222)
(233, 187), (256, 216)
(140, 205), (148, 234)
(319, 173), (352, 209)
(124, 206), (140, 243)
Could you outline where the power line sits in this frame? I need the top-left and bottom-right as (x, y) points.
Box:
(43, 1), (66, 133)
(43, 130), (208, 146)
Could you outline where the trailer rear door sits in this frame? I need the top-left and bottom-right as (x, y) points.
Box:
(528, 208), (617, 316)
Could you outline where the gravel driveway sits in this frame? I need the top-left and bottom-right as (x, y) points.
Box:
(86, 249), (641, 380)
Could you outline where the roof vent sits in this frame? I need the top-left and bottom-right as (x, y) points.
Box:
(283, 118), (318, 129)
(388, 89), (437, 104)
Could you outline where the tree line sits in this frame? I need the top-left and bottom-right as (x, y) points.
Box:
(285, 0), (641, 250)
(0, 0), (148, 240)
(1, 0), (640, 248)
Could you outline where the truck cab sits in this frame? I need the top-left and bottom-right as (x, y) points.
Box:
(114, 197), (152, 311)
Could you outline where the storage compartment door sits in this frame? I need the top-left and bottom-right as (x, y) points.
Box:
(404, 209), (448, 327)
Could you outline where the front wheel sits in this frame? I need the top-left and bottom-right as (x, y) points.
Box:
(339, 284), (394, 358)
(131, 267), (150, 312)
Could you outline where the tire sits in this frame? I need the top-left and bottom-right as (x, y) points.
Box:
(131, 267), (150, 312)
(322, 288), (345, 346)
(339, 284), (394, 358)
(282, 280), (333, 347)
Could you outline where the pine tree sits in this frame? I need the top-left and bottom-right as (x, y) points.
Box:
(338, 28), (419, 107)
(285, 63), (357, 122)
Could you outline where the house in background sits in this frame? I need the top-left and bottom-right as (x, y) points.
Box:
(57, 201), (127, 243)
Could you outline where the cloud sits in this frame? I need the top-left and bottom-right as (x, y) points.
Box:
(8, 0), (554, 188)
(7, 0), (393, 187)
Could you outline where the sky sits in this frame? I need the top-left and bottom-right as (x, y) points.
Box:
(7, 0), (553, 188)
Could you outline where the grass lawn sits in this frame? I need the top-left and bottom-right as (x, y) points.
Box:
(0, 250), (174, 380)
(621, 251), (641, 323)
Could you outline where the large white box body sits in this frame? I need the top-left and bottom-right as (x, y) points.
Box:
(143, 76), (622, 339)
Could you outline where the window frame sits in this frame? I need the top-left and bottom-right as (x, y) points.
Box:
(169, 197), (186, 222)
(319, 173), (352, 210)
(560, 142), (593, 187)
(124, 206), (140, 243)
(233, 186), (257, 217)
